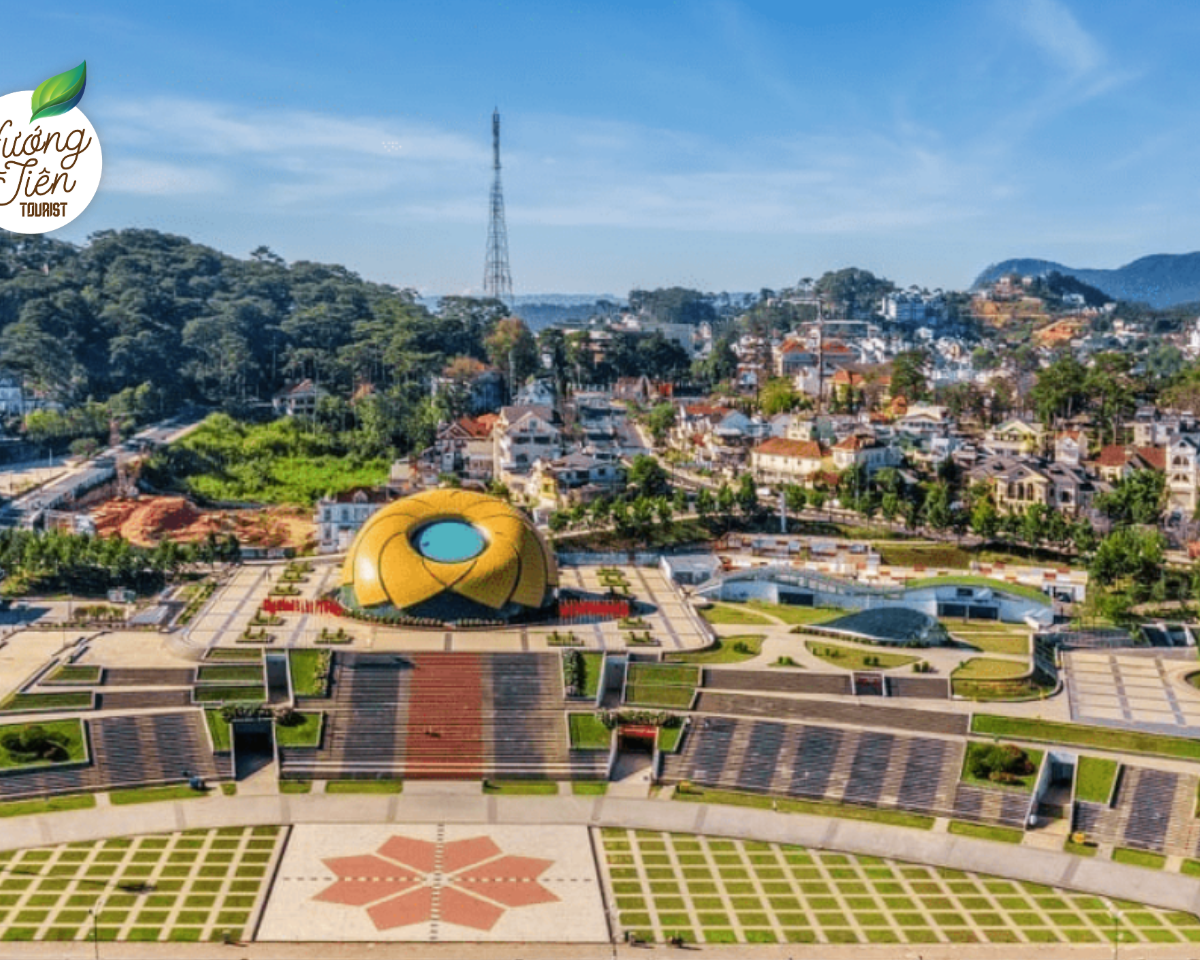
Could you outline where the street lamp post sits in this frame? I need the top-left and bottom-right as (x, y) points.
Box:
(1111, 907), (1122, 960)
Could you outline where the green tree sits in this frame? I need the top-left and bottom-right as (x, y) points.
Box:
(890, 350), (928, 402)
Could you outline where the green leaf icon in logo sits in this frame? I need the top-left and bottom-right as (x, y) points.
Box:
(30, 62), (87, 123)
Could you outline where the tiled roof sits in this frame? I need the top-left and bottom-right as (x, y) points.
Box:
(752, 438), (824, 460)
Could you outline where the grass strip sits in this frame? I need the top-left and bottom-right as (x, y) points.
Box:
(0, 794), (95, 818)
(482, 780), (559, 795)
(192, 685), (266, 704)
(572, 781), (608, 795)
(624, 685), (695, 709)
(109, 785), (208, 806)
(43, 664), (102, 685)
(626, 663), (699, 687)
(971, 715), (1200, 761)
(674, 787), (934, 830)
(0, 692), (92, 713)
(324, 780), (404, 794)
(1112, 848), (1166, 870)
(203, 710), (231, 752)
(947, 821), (1024, 843)
(195, 665), (262, 684)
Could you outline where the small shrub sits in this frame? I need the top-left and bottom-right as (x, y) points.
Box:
(968, 744), (1034, 783)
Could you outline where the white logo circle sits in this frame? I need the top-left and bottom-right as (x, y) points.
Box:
(0, 90), (102, 235)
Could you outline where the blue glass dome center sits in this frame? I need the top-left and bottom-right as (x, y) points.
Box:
(414, 520), (487, 563)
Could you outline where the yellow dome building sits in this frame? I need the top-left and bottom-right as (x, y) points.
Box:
(339, 489), (557, 622)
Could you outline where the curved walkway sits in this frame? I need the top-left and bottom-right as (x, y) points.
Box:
(1, 791), (1197, 916)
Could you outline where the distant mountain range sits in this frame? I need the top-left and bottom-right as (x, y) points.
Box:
(974, 254), (1200, 309)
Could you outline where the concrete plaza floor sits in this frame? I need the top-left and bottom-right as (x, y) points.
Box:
(259, 824), (607, 943)
(1065, 650), (1200, 736)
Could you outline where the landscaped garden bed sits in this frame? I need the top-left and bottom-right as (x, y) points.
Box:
(288, 650), (332, 697)
(961, 741), (1043, 792)
(665, 635), (764, 665)
(0, 691), (93, 713)
(193, 685), (267, 704)
(562, 649), (603, 698)
(568, 712), (611, 750)
(971, 715), (1200, 760)
(1074, 756), (1118, 804)
(805, 640), (920, 671)
(274, 711), (323, 748)
(0, 718), (86, 769)
(42, 664), (102, 685)
(196, 665), (263, 684)
(204, 648), (263, 662)
(625, 663), (698, 709)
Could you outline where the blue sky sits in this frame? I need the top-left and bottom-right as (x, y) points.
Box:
(4, 0), (1199, 295)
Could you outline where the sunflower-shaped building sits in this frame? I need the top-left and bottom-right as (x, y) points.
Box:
(339, 489), (557, 622)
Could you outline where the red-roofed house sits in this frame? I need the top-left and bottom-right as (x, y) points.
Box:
(750, 438), (826, 485)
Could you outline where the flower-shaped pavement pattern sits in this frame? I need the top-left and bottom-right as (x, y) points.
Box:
(314, 834), (558, 931)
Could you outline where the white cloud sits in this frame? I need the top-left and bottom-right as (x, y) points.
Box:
(1014, 0), (1104, 78)
(101, 158), (227, 195)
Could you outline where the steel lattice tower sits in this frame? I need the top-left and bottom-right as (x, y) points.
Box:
(483, 108), (513, 303)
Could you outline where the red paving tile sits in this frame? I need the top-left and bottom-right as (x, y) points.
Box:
(323, 854), (415, 880)
(458, 854), (554, 882)
(367, 887), (435, 931)
(443, 836), (501, 874)
(378, 836), (438, 873)
(439, 884), (505, 931)
(316, 877), (421, 908)
(459, 878), (559, 908)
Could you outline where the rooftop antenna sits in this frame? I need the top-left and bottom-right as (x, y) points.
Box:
(483, 108), (513, 304)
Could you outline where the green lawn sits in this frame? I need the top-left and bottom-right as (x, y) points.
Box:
(44, 664), (102, 685)
(204, 648), (263, 662)
(325, 780), (404, 794)
(665, 635), (765, 664)
(947, 821), (1024, 844)
(0, 718), (86, 769)
(943, 621), (1031, 656)
(0, 692), (93, 713)
(568, 713), (611, 750)
(482, 780), (559, 795)
(109, 785), (210, 806)
(952, 658), (1029, 681)
(572, 781), (609, 795)
(658, 725), (684, 753)
(1112, 848), (1166, 870)
(0, 793), (95, 818)
(1064, 838), (1098, 857)
(1074, 757), (1118, 804)
(674, 787), (934, 830)
(195, 665), (262, 684)
(747, 603), (844, 626)
(578, 651), (603, 698)
(625, 685), (695, 709)
(961, 742), (1043, 792)
(626, 663), (700, 687)
(700, 603), (773, 626)
(192, 686), (266, 704)
(971, 716), (1200, 761)
(279, 780), (312, 794)
(288, 650), (331, 698)
(804, 640), (919, 671)
(274, 712), (322, 747)
(902, 575), (1050, 606)
(203, 710), (231, 752)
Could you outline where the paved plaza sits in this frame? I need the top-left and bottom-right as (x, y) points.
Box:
(259, 824), (608, 942)
(1065, 651), (1200, 735)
